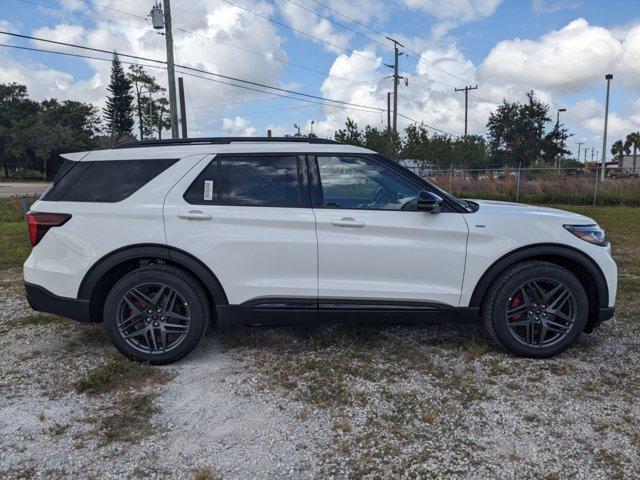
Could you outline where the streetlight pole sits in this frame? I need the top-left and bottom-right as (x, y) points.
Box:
(600, 74), (613, 181)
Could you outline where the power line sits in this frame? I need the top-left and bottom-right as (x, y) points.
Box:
(78, 0), (147, 20)
(176, 27), (371, 86)
(217, 0), (382, 65)
(17, 0), (151, 32)
(284, 0), (506, 102)
(396, 112), (452, 136)
(0, 41), (382, 117)
(281, 0), (389, 50)
(0, 31), (384, 112)
(3, 42), (449, 135)
(306, 0), (388, 41)
(25, 0), (372, 90)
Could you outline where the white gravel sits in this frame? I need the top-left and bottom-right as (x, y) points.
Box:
(1, 267), (639, 479)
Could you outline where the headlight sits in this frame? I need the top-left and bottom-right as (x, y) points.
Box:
(564, 224), (608, 246)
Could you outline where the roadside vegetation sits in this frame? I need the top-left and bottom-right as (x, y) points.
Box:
(432, 175), (640, 206)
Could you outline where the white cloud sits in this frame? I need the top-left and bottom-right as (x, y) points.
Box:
(221, 115), (257, 136)
(402, 0), (502, 38)
(275, 0), (352, 54)
(478, 19), (624, 93)
(531, 0), (581, 14)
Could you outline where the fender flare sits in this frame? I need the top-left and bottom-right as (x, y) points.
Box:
(468, 243), (609, 309)
(77, 243), (229, 306)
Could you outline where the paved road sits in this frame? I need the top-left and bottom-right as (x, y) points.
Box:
(0, 182), (49, 198)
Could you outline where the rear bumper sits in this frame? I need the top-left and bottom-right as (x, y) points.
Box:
(599, 307), (615, 322)
(24, 282), (91, 323)
(585, 306), (615, 333)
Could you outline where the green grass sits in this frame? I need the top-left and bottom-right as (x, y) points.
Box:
(74, 356), (171, 395)
(0, 196), (36, 222)
(0, 222), (31, 269)
(98, 393), (160, 444)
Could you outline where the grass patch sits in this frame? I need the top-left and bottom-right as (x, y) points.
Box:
(98, 393), (159, 444)
(6, 313), (67, 328)
(0, 197), (36, 269)
(0, 196), (36, 223)
(0, 222), (31, 269)
(74, 356), (171, 395)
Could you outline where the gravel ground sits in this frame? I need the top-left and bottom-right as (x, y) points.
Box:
(1, 265), (639, 480)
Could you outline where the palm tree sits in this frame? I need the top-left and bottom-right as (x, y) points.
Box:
(611, 140), (630, 167)
(626, 132), (640, 173)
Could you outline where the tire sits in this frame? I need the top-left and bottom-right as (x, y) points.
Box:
(103, 264), (209, 364)
(482, 261), (588, 358)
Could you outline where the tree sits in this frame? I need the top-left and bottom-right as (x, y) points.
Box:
(143, 96), (171, 139)
(0, 83), (101, 179)
(103, 53), (134, 143)
(625, 132), (640, 172)
(127, 65), (163, 140)
(334, 118), (364, 147)
(0, 83), (38, 178)
(611, 139), (630, 165)
(486, 91), (570, 167)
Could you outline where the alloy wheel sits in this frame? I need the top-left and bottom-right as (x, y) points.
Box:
(505, 278), (578, 348)
(116, 282), (191, 354)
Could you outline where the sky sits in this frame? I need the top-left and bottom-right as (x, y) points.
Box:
(0, 0), (639, 161)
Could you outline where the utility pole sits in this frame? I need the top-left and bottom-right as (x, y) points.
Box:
(455, 85), (478, 138)
(577, 142), (584, 163)
(591, 146), (595, 165)
(386, 37), (404, 134)
(178, 77), (187, 138)
(600, 74), (613, 181)
(387, 92), (391, 133)
(151, 1), (179, 139)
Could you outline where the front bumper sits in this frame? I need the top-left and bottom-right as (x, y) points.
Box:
(24, 282), (91, 323)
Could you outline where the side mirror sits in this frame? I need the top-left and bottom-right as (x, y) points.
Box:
(417, 190), (443, 213)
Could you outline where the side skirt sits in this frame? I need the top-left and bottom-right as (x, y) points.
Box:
(216, 298), (480, 327)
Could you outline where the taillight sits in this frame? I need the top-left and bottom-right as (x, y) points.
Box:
(26, 212), (71, 247)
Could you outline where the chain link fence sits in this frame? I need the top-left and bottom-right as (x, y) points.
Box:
(404, 165), (640, 206)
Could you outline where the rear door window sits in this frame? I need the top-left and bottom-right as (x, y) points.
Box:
(184, 155), (308, 207)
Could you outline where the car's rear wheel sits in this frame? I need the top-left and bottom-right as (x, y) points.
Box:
(103, 265), (209, 364)
(483, 261), (588, 358)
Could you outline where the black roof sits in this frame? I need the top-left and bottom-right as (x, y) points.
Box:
(114, 137), (341, 149)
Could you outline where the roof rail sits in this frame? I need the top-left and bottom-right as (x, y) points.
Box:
(113, 137), (341, 149)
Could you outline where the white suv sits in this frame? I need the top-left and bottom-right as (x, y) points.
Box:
(24, 138), (617, 364)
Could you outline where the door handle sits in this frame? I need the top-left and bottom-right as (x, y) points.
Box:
(331, 217), (365, 228)
(178, 210), (212, 221)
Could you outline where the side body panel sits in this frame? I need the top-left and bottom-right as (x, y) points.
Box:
(460, 201), (617, 307)
(23, 154), (205, 298)
(162, 155), (318, 305)
(313, 209), (469, 306)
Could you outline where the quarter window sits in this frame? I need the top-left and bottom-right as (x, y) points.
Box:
(317, 156), (419, 210)
(43, 159), (177, 202)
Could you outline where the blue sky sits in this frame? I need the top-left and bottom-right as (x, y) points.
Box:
(0, 0), (639, 160)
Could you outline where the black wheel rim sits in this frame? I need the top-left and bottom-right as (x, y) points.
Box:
(505, 278), (577, 348)
(116, 283), (191, 355)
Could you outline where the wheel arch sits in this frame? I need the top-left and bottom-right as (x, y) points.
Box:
(469, 243), (608, 331)
(78, 243), (228, 323)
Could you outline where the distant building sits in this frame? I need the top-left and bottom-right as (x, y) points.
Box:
(617, 155), (639, 172)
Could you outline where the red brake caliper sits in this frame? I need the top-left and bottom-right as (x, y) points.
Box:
(509, 294), (524, 321)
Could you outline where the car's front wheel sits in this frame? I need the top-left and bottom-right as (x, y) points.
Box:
(103, 265), (209, 364)
(483, 261), (588, 358)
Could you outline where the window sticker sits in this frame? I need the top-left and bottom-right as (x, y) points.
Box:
(203, 180), (214, 201)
